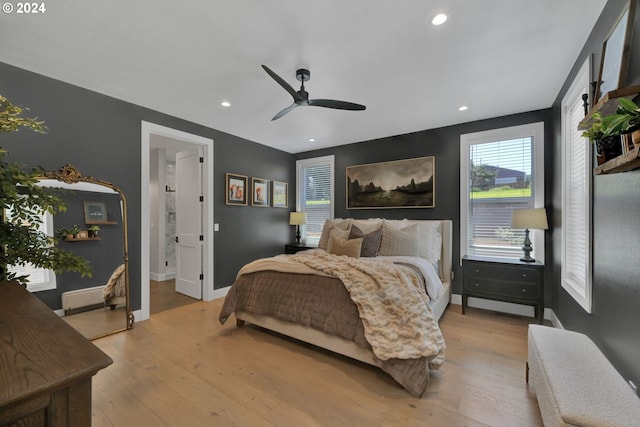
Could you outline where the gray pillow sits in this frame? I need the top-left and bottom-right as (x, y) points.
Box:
(349, 225), (382, 257)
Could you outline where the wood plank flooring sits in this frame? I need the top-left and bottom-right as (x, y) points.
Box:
(91, 301), (544, 427)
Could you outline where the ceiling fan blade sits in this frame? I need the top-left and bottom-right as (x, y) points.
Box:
(271, 103), (300, 121)
(308, 99), (366, 111)
(262, 65), (304, 102)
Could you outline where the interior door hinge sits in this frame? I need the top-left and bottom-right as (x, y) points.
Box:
(199, 235), (204, 241)
(199, 195), (204, 202)
(199, 157), (204, 163)
(199, 273), (204, 280)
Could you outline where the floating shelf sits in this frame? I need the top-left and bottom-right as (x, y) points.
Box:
(85, 221), (118, 225)
(65, 237), (101, 242)
(594, 145), (640, 175)
(579, 86), (640, 130)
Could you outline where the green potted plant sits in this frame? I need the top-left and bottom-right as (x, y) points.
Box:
(88, 225), (100, 238)
(0, 94), (91, 285)
(582, 112), (624, 164)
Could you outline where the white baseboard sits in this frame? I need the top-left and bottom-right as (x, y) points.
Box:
(451, 293), (552, 321)
(150, 272), (175, 281)
(211, 285), (230, 300)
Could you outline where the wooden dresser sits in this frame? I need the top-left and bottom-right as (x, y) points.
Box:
(0, 281), (113, 426)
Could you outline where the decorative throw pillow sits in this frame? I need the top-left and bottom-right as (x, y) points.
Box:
(328, 235), (363, 258)
(417, 221), (442, 267)
(349, 225), (383, 257)
(318, 219), (351, 250)
(378, 222), (419, 256)
(326, 228), (351, 253)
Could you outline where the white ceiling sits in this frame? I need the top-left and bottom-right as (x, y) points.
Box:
(0, 0), (607, 154)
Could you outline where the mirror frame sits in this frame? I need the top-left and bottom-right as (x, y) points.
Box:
(39, 164), (134, 337)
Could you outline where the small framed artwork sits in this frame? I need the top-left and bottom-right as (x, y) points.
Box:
(226, 173), (248, 206)
(272, 180), (288, 208)
(84, 201), (108, 224)
(252, 177), (270, 207)
(594, 0), (636, 102)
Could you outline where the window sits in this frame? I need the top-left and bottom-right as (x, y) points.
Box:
(460, 122), (545, 260)
(296, 155), (335, 244)
(6, 207), (57, 292)
(561, 59), (592, 313)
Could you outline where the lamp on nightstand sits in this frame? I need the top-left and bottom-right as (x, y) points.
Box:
(289, 211), (307, 244)
(511, 208), (548, 262)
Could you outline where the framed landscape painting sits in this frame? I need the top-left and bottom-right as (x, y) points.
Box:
(272, 180), (288, 208)
(346, 156), (435, 209)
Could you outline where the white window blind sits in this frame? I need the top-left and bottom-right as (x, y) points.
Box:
(461, 122), (545, 261)
(561, 59), (592, 313)
(296, 155), (334, 244)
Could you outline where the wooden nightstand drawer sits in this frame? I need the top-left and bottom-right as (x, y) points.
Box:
(464, 278), (540, 301)
(465, 264), (540, 285)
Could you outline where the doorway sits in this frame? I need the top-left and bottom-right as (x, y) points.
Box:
(140, 122), (214, 321)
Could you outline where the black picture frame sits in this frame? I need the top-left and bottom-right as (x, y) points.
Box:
(84, 201), (108, 224)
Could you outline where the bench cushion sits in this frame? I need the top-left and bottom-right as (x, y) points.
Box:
(528, 325), (640, 427)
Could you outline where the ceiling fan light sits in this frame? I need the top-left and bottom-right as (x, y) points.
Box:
(431, 13), (448, 26)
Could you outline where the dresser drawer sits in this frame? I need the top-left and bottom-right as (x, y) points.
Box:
(464, 263), (539, 285)
(464, 278), (540, 300)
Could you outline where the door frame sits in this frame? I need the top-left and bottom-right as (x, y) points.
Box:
(140, 121), (214, 321)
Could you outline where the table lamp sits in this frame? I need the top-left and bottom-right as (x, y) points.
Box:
(289, 212), (307, 244)
(511, 208), (548, 262)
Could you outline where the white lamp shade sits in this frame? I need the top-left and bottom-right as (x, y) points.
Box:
(289, 212), (307, 225)
(511, 208), (548, 230)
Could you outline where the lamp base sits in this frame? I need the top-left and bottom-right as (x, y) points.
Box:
(295, 225), (301, 244)
(520, 228), (535, 262)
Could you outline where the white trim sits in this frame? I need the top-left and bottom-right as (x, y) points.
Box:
(140, 121), (214, 322)
(560, 58), (592, 314)
(460, 122), (545, 262)
(296, 155), (335, 243)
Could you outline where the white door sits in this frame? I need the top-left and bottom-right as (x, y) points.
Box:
(175, 149), (203, 299)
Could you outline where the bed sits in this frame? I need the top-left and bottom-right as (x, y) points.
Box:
(219, 219), (452, 396)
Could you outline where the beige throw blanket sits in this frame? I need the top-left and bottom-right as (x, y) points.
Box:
(239, 251), (445, 367)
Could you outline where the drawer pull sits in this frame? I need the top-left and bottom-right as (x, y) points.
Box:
(475, 269), (480, 273)
(522, 273), (527, 278)
(522, 289), (527, 293)
(475, 283), (480, 287)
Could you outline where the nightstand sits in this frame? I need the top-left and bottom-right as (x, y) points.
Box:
(284, 242), (316, 254)
(462, 255), (544, 324)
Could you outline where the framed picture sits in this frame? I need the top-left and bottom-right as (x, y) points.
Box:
(272, 180), (288, 208)
(595, 0), (636, 102)
(252, 177), (270, 207)
(84, 201), (108, 223)
(346, 156), (435, 209)
(226, 173), (248, 206)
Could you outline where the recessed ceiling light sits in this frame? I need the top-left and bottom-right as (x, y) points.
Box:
(220, 100), (231, 108)
(458, 105), (469, 111)
(431, 13), (448, 26)
(308, 138), (316, 142)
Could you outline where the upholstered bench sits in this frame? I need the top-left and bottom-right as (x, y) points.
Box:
(527, 325), (640, 427)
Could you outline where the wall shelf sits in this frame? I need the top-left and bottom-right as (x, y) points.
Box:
(579, 85), (640, 130)
(65, 236), (101, 242)
(594, 145), (640, 175)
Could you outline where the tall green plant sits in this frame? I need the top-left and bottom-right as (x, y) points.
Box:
(0, 95), (91, 284)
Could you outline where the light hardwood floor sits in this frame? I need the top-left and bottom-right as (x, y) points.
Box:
(91, 301), (544, 427)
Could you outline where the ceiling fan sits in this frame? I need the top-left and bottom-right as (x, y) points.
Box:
(261, 65), (366, 121)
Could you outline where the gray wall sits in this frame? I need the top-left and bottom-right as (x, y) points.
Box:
(0, 62), (296, 312)
(295, 108), (553, 297)
(550, 0), (640, 388)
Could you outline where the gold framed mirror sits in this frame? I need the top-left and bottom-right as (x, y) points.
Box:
(37, 164), (133, 339)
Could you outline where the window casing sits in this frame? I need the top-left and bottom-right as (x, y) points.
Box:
(460, 122), (545, 261)
(561, 59), (592, 313)
(6, 207), (57, 292)
(296, 155), (335, 245)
